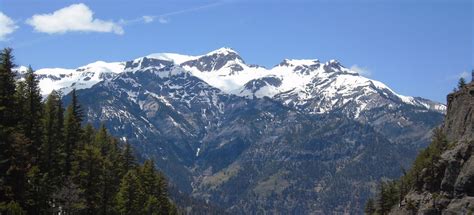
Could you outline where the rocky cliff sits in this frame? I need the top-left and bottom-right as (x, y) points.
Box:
(390, 82), (474, 214)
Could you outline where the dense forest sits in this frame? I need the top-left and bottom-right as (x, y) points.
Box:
(0, 48), (177, 214)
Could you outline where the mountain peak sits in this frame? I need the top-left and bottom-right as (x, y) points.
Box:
(206, 47), (239, 56)
(277, 59), (320, 67)
(325, 59), (343, 67)
(146, 53), (198, 65)
(181, 47), (245, 72)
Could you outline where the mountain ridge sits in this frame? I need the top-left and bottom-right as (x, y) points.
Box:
(14, 48), (446, 115)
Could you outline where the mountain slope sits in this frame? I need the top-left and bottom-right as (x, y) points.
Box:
(384, 82), (474, 215)
(56, 48), (446, 214)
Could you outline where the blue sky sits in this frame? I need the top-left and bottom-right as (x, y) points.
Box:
(0, 0), (472, 103)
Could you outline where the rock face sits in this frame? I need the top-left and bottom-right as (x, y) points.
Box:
(445, 85), (474, 142)
(390, 82), (474, 215)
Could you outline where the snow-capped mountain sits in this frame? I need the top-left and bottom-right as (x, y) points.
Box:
(18, 48), (444, 116)
(15, 61), (124, 96)
(54, 48), (445, 214)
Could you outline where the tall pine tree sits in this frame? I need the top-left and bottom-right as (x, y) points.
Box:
(19, 66), (43, 164)
(41, 90), (64, 180)
(63, 89), (83, 176)
(116, 170), (144, 215)
(0, 48), (18, 128)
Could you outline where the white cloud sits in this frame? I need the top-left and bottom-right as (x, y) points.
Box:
(0, 12), (18, 41)
(26, 4), (123, 35)
(158, 16), (169, 24)
(350, 65), (372, 77)
(142, 16), (154, 23)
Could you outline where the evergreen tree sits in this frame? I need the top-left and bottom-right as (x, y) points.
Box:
(53, 177), (85, 214)
(6, 133), (32, 210)
(64, 89), (83, 176)
(116, 170), (144, 215)
(94, 126), (120, 215)
(71, 89), (84, 123)
(82, 124), (95, 147)
(41, 91), (64, 181)
(0, 48), (18, 203)
(73, 144), (104, 215)
(0, 47), (18, 128)
(15, 67), (43, 164)
(0, 201), (26, 215)
(103, 138), (124, 215)
(19, 66), (43, 165)
(458, 77), (466, 89)
(364, 197), (375, 215)
(139, 160), (172, 214)
(121, 142), (136, 174)
(24, 165), (49, 214)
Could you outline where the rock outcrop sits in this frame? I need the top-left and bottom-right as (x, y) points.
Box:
(390, 82), (474, 215)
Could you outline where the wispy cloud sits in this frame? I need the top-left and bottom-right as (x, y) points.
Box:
(124, 0), (232, 25)
(0, 12), (18, 41)
(158, 16), (169, 24)
(26, 3), (124, 35)
(142, 16), (154, 23)
(350, 65), (372, 77)
(159, 1), (227, 18)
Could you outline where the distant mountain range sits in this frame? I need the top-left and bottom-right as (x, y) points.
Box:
(15, 48), (446, 214)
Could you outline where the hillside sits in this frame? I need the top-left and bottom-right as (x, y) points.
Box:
(366, 80), (474, 214)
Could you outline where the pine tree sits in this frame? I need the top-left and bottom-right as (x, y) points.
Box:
(73, 144), (104, 215)
(0, 47), (18, 128)
(6, 133), (32, 209)
(103, 138), (124, 215)
(41, 91), (64, 181)
(64, 89), (83, 176)
(53, 177), (85, 214)
(116, 170), (144, 215)
(458, 77), (466, 89)
(139, 160), (172, 214)
(20, 66), (43, 165)
(364, 197), (375, 215)
(0, 201), (26, 215)
(0, 48), (18, 203)
(24, 165), (49, 214)
(121, 142), (136, 174)
(93, 126), (119, 215)
(71, 89), (84, 123)
(82, 124), (95, 147)
(95, 124), (110, 155)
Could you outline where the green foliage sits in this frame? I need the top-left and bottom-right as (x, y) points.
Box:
(116, 170), (144, 215)
(376, 181), (399, 215)
(0, 201), (26, 215)
(364, 197), (375, 215)
(63, 89), (83, 176)
(0, 48), (177, 215)
(0, 48), (18, 128)
(365, 127), (449, 214)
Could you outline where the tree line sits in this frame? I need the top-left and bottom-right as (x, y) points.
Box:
(0, 48), (177, 214)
